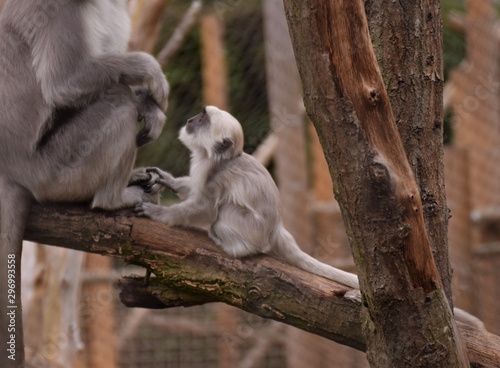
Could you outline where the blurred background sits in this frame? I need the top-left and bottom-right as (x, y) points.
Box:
(4, 0), (499, 366)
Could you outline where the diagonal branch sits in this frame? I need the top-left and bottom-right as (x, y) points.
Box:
(24, 204), (500, 367)
(25, 203), (364, 350)
(157, 0), (202, 66)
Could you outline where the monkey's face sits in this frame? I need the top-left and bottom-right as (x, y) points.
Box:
(185, 107), (210, 135)
(180, 106), (244, 160)
(179, 107), (211, 150)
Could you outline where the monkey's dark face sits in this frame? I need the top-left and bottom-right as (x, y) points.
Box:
(180, 106), (244, 160)
(185, 108), (210, 134)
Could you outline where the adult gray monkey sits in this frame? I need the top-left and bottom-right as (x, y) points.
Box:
(0, 1), (168, 365)
(136, 106), (359, 289)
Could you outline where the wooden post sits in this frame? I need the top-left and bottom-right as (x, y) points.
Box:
(262, 2), (314, 368)
(130, 0), (170, 52)
(309, 124), (353, 263)
(262, 0), (311, 248)
(21, 244), (44, 364)
(22, 246), (85, 368)
(309, 124), (369, 367)
(449, 0), (500, 328)
(200, 13), (239, 368)
(82, 255), (117, 368)
(201, 15), (229, 109)
(443, 148), (474, 313)
(310, 123), (333, 202)
(451, 0), (500, 213)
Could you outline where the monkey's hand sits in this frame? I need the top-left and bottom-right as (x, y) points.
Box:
(140, 167), (191, 200)
(122, 52), (170, 112)
(146, 167), (175, 189)
(128, 168), (164, 195)
(134, 88), (166, 146)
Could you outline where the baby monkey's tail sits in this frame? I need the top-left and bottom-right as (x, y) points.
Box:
(271, 227), (359, 289)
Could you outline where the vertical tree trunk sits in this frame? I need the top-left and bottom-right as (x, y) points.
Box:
(283, 1), (470, 367)
(365, 0), (452, 307)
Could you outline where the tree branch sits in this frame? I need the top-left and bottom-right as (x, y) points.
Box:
(24, 204), (500, 366)
(157, 0), (202, 66)
(25, 203), (364, 350)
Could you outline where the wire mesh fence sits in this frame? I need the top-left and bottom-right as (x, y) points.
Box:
(10, 0), (500, 366)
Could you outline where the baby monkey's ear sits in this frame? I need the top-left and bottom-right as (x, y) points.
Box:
(213, 138), (233, 155)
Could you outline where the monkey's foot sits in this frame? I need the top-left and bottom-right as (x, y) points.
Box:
(134, 203), (148, 217)
(134, 202), (171, 224)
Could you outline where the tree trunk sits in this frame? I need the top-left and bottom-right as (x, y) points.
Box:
(283, 1), (469, 367)
(364, 0), (452, 307)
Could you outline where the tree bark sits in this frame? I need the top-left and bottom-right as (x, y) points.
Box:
(23, 203), (500, 367)
(283, 1), (469, 367)
(25, 203), (364, 350)
(365, 0), (452, 307)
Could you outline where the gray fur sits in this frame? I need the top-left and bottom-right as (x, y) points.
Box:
(136, 106), (359, 289)
(0, 0), (169, 207)
(0, 1), (168, 363)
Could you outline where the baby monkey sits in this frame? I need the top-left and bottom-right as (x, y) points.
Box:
(136, 106), (359, 288)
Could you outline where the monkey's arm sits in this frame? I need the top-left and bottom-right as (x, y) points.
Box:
(133, 87), (167, 146)
(128, 168), (165, 195)
(135, 197), (214, 230)
(146, 167), (191, 200)
(30, 2), (168, 110)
